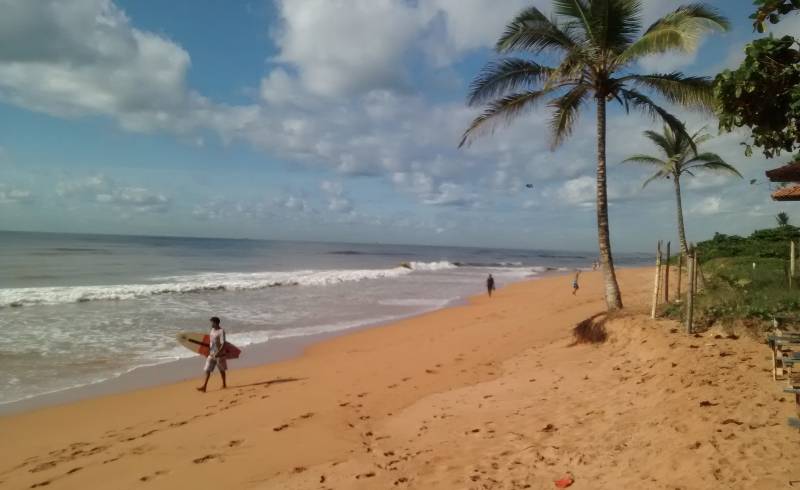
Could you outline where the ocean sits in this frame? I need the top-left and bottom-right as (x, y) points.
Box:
(0, 231), (648, 406)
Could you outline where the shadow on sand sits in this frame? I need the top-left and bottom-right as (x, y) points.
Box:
(231, 377), (305, 389)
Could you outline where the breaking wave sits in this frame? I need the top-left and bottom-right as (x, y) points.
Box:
(0, 262), (462, 308)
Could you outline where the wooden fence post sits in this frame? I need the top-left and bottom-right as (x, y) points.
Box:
(685, 246), (695, 334)
(791, 241), (796, 289)
(664, 241), (671, 303)
(676, 253), (682, 298)
(651, 240), (662, 319)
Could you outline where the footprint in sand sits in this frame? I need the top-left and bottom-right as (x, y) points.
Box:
(139, 470), (168, 482)
(29, 461), (56, 473)
(192, 454), (221, 464)
(273, 424), (290, 432)
(228, 440), (243, 448)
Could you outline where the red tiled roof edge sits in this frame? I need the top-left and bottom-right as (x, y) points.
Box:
(765, 161), (800, 182)
(771, 185), (800, 201)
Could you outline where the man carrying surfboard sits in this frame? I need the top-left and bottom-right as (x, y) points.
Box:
(197, 317), (227, 392)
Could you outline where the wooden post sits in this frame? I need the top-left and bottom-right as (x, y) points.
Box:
(676, 253), (682, 298)
(695, 250), (704, 291)
(685, 247), (695, 334)
(789, 240), (795, 289)
(651, 241), (662, 319)
(664, 241), (671, 303)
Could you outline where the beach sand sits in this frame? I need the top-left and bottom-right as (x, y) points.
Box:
(2, 268), (798, 489)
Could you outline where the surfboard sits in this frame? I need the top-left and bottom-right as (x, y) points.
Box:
(176, 331), (242, 360)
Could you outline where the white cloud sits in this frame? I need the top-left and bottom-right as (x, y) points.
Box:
(321, 180), (354, 214)
(691, 195), (723, 215)
(0, 0), (212, 133)
(274, 195), (312, 214)
(555, 176), (595, 208)
(57, 174), (170, 214)
(264, 0), (421, 99)
(0, 184), (33, 204)
(95, 187), (170, 214)
(638, 50), (700, 73)
(57, 174), (111, 197)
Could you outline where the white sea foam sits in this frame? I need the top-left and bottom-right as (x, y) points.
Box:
(405, 261), (458, 271)
(0, 263), (465, 308)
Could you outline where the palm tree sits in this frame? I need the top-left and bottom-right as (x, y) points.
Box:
(459, 1), (728, 310)
(777, 212), (790, 227)
(624, 125), (741, 255)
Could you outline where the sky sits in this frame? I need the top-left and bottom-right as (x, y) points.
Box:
(0, 0), (798, 252)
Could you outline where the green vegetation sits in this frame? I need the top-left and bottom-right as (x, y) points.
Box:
(664, 225), (800, 330)
(681, 256), (800, 330)
(623, 125), (740, 255)
(752, 0), (800, 32)
(715, 1), (800, 157)
(460, 0), (729, 311)
(696, 226), (800, 261)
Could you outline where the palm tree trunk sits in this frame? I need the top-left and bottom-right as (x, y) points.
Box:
(673, 174), (689, 255)
(595, 96), (623, 310)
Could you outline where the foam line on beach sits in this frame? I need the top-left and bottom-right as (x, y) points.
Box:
(0, 261), (468, 308)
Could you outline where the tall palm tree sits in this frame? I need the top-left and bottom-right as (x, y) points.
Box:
(623, 125), (741, 255)
(459, 1), (728, 310)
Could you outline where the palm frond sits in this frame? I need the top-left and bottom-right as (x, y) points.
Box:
(642, 129), (675, 157)
(622, 153), (668, 168)
(690, 125), (709, 141)
(682, 153), (742, 177)
(642, 169), (669, 188)
(459, 90), (550, 148)
(553, 0), (595, 44)
(467, 59), (554, 106)
(496, 7), (576, 54)
(589, 0), (642, 52)
(618, 88), (696, 153)
(616, 3), (729, 64)
(620, 73), (715, 111)
(548, 83), (590, 149)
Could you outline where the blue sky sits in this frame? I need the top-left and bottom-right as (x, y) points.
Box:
(0, 0), (797, 252)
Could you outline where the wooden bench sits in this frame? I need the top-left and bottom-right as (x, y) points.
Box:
(773, 350), (799, 380)
(770, 334), (800, 380)
(768, 333), (800, 349)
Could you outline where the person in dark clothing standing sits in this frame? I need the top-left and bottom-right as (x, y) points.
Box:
(486, 274), (496, 297)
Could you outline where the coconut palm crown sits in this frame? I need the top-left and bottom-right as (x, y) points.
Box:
(623, 125), (741, 255)
(460, 0), (729, 310)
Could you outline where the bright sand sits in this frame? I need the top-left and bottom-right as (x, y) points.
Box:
(2, 268), (798, 489)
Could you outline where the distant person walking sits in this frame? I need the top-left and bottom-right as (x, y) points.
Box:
(197, 316), (228, 392)
(572, 271), (581, 295)
(486, 274), (496, 297)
